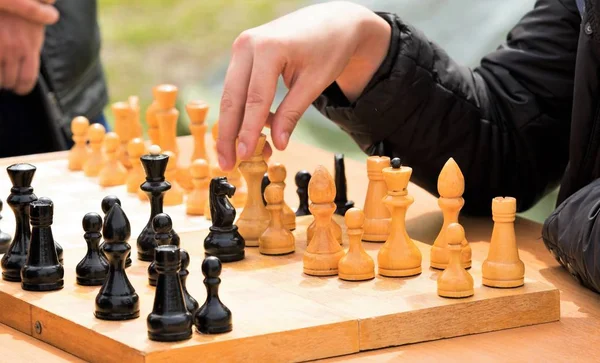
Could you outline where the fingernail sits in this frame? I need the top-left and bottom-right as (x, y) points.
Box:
(237, 142), (247, 158)
(281, 132), (289, 146)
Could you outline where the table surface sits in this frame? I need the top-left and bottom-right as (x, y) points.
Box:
(0, 136), (599, 362)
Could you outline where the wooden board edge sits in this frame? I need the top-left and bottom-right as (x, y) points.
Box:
(358, 285), (560, 351)
(145, 320), (359, 363)
(0, 290), (32, 334)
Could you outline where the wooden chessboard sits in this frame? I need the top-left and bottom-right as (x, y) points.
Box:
(0, 137), (560, 363)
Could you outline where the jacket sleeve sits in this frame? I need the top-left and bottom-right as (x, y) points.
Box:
(313, 0), (580, 215)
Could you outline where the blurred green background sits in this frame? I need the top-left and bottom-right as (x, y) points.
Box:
(97, 0), (556, 223)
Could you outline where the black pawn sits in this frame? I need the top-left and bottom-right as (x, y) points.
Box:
(1, 163), (37, 282)
(294, 170), (311, 216)
(334, 154), (354, 216)
(138, 153), (180, 261)
(37, 197), (63, 265)
(0, 200), (11, 254)
(194, 256), (232, 334)
(101, 195), (131, 268)
(76, 213), (109, 286)
(95, 203), (140, 320)
(147, 245), (193, 342)
(204, 177), (245, 262)
(180, 249), (199, 314)
(21, 199), (64, 291)
(391, 157), (402, 169)
(261, 172), (270, 206)
(148, 213), (174, 286)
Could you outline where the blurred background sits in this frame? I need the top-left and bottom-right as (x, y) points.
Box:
(98, 0), (554, 222)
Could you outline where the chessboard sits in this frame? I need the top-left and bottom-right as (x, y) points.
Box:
(0, 134), (560, 363)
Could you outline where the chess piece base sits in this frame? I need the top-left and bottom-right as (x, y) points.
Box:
(149, 330), (192, 342)
(22, 280), (63, 292)
(204, 226), (245, 263)
(438, 288), (474, 298)
(482, 277), (524, 288)
(378, 266), (421, 277)
(338, 271), (375, 281)
(259, 245), (295, 256)
(196, 324), (232, 335)
(303, 267), (339, 276)
(1, 266), (23, 282)
(430, 260), (472, 270)
(76, 277), (105, 286)
(94, 310), (140, 321)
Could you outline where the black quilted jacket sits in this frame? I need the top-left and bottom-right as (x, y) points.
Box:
(314, 0), (600, 293)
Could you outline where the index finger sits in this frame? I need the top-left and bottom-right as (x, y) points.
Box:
(0, 0), (59, 25)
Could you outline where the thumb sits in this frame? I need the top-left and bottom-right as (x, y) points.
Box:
(0, 0), (60, 25)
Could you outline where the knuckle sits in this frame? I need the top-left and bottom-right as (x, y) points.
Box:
(219, 90), (235, 114)
(245, 91), (265, 109)
(280, 109), (302, 126)
(232, 30), (254, 52)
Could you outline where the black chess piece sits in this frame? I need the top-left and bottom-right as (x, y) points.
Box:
(1, 163), (37, 282)
(101, 195), (131, 268)
(334, 153), (354, 216)
(147, 245), (193, 342)
(391, 157), (402, 169)
(194, 256), (232, 334)
(37, 197), (63, 265)
(95, 203), (140, 320)
(137, 152), (180, 261)
(21, 198), (64, 291)
(203, 177), (245, 262)
(76, 212), (109, 286)
(0, 199), (12, 254)
(148, 213), (175, 286)
(294, 170), (311, 216)
(261, 172), (270, 206)
(180, 248), (199, 314)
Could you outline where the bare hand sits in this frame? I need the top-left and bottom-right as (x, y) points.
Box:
(0, 11), (46, 95)
(217, 1), (391, 170)
(0, 0), (59, 25)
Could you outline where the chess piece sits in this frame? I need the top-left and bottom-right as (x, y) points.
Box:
(164, 151), (184, 206)
(186, 100), (209, 161)
(307, 210), (342, 245)
(295, 170), (311, 216)
(99, 132), (127, 187)
(194, 256), (232, 334)
(377, 158), (422, 277)
(68, 116), (90, 171)
(146, 101), (160, 146)
(259, 183), (295, 255)
(437, 223), (474, 298)
(431, 158), (472, 269)
(128, 95), (143, 138)
(211, 123), (246, 208)
(147, 245), (193, 342)
(112, 101), (135, 169)
(154, 84), (179, 156)
(179, 249), (199, 314)
(261, 172), (270, 206)
(0, 200), (12, 254)
(148, 213), (178, 286)
(137, 146), (180, 261)
(95, 203), (140, 320)
(334, 154), (354, 216)
(236, 133), (270, 247)
(36, 197), (63, 265)
(126, 138), (146, 194)
(21, 199), (64, 291)
(1, 164), (37, 282)
(338, 208), (374, 281)
(101, 195), (131, 268)
(362, 156), (391, 242)
(186, 159), (210, 215)
(76, 212), (109, 286)
(267, 163), (295, 231)
(83, 123), (106, 177)
(303, 166), (344, 276)
(482, 197), (525, 288)
(204, 177), (245, 262)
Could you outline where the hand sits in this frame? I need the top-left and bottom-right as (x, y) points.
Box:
(0, 11), (47, 95)
(217, 1), (391, 170)
(0, 0), (59, 25)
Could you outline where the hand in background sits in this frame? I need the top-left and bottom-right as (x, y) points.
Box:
(0, 0), (59, 25)
(217, 1), (391, 171)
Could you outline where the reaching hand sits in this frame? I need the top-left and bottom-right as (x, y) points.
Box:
(217, 1), (391, 170)
(0, 0), (59, 25)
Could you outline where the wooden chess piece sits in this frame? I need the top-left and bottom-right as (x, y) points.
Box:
(259, 183), (295, 255)
(437, 222), (474, 298)
(154, 84), (179, 156)
(482, 197), (525, 288)
(431, 158), (472, 269)
(334, 154), (354, 216)
(186, 159), (210, 215)
(236, 133), (270, 247)
(0, 200), (12, 254)
(303, 165), (344, 276)
(295, 170), (311, 216)
(147, 245), (193, 342)
(83, 123), (106, 177)
(146, 101), (160, 146)
(1, 164), (37, 282)
(112, 101), (135, 169)
(204, 177), (245, 262)
(180, 249), (199, 314)
(338, 208), (374, 281)
(68, 116), (90, 171)
(186, 100), (209, 161)
(21, 199), (64, 291)
(362, 156), (391, 242)
(95, 203), (140, 320)
(137, 146), (180, 261)
(148, 213), (178, 286)
(100, 195), (131, 268)
(267, 163), (296, 231)
(194, 256), (232, 334)
(164, 151), (184, 206)
(126, 138), (146, 194)
(76, 212), (108, 286)
(128, 95), (143, 138)
(35, 197), (63, 265)
(377, 158), (422, 277)
(307, 209), (342, 245)
(99, 132), (127, 187)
